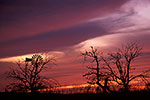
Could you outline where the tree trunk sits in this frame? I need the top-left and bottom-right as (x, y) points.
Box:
(123, 84), (129, 92)
(97, 81), (108, 93)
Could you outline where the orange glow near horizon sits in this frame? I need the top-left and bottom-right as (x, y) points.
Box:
(36, 83), (148, 93)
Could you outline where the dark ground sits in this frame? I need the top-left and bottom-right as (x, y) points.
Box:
(0, 91), (150, 100)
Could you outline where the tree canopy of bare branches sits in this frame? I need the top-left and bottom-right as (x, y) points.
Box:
(82, 42), (150, 93)
(5, 54), (59, 93)
(82, 46), (111, 93)
(101, 42), (145, 92)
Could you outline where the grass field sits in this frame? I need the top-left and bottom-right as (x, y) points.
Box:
(1, 91), (150, 100)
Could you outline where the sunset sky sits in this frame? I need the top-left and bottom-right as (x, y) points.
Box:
(0, 0), (150, 91)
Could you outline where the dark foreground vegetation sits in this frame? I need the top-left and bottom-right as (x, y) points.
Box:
(1, 91), (150, 100)
(2, 42), (150, 100)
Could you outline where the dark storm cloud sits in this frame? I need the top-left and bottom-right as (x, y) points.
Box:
(0, 9), (136, 58)
(0, 0), (129, 42)
(0, 21), (108, 58)
(0, 0), (129, 58)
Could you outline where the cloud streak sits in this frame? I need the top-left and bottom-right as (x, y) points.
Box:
(0, 0), (131, 58)
(0, 0), (129, 42)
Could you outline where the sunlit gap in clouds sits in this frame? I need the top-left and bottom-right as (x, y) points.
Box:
(74, 0), (150, 52)
(88, 0), (150, 35)
(124, 0), (150, 20)
(115, 0), (150, 33)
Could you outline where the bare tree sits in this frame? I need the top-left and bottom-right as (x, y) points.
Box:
(101, 42), (144, 92)
(5, 54), (59, 93)
(82, 46), (111, 93)
(140, 70), (150, 91)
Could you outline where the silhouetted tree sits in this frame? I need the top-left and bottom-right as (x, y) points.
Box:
(101, 42), (144, 92)
(140, 70), (150, 91)
(5, 54), (59, 92)
(82, 46), (111, 93)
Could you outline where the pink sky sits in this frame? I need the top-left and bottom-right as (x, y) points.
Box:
(0, 0), (150, 91)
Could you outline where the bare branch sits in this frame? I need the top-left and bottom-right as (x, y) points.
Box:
(5, 54), (59, 92)
(82, 46), (112, 93)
